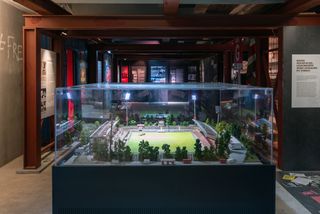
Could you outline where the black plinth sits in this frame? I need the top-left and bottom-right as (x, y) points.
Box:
(53, 164), (275, 214)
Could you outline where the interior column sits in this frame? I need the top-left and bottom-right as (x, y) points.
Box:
(23, 28), (41, 169)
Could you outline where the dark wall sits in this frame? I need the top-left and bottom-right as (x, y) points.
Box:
(283, 26), (320, 170)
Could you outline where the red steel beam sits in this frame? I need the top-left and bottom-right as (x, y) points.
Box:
(24, 15), (294, 30)
(65, 29), (277, 39)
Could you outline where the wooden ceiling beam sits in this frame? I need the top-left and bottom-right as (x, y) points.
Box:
(272, 0), (320, 15)
(230, 4), (265, 15)
(194, 4), (209, 14)
(230, 4), (248, 15)
(14, 0), (71, 15)
(163, 0), (180, 16)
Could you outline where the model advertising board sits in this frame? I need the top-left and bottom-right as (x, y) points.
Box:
(79, 51), (87, 84)
(121, 66), (129, 83)
(187, 66), (197, 82)
(170, 67), (184, 83)
(292, 54), (320, 108)
(150, 65), (167, 83)
(41, 49), (56, 119)
(131, 66), (146, 83)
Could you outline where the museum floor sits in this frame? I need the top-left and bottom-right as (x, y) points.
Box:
(0, 157), (311, 214)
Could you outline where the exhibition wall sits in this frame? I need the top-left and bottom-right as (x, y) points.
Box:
(283, 26), (320, 170)
(0, 1), (24, 167)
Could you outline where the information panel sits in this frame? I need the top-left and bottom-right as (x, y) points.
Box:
(292, 54), (320, 108)
(41, 49), (56, 118)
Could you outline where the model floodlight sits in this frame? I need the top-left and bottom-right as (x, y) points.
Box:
(192, 94), (197, 120)
(125, 92), (131, 101)
(254, 94), (259, 100)
(107, 50), (112, 54)
(66, 92), (72, 99)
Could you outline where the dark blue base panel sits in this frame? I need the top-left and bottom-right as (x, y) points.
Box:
(53, 165), (275, 214)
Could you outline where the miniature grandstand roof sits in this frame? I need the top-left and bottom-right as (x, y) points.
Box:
(57, 82), (272, 91)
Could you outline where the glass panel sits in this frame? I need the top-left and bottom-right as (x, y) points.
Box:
(55, 83), (273, 166)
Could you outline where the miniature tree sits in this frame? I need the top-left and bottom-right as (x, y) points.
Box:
(202, 145), (217, 161)
(138, 140), (150, 161)
(172, 121), (177, 126)
(182, 121), (189, 126)
(64, 130), (73, 145)
(181, 146), (188, 159)
(94, 121), (100, 129)
(92, 138), (108, 161)
(215, 122), (231, 159)
(205, 118), (211, 125)
(162, 144), (172, 158)
(124, 146), (133, 161)
(112, 139), (126, 161)
(203, 146), (211, 161)
(74, 121), (83, 133)
(129, 119), (137, 126)
(209, 145), (217, 161)
(165, 115), (171, 126)
(149, 146), (159, 161)
(230, 122), (242, 139)
(194, 139), (203, 160)
(240, 134), (256, 161)
(175, 146), (182, 161)
(167, 114), (174, 126)
(138, 140), (159, 161)
(79, 129), (90, 145)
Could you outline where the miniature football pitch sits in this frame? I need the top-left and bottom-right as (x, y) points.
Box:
(126, 131), (196, 153)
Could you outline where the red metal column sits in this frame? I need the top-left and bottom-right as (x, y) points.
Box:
(66, 49), (75, 121)
(277, 28), (284, 168)
(23, 28), (41, 169)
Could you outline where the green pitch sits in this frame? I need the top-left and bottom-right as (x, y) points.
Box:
(126, 132), (196, 153)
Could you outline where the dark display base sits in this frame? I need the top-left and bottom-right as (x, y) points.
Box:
(53, 164), (275, 214)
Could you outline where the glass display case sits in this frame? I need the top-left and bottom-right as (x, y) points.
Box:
(55, 83), (273, 166)
(53, 83), (275, 214)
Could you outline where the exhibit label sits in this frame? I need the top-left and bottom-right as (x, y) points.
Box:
(292, 54), (320, 108)
(41, 49), (56, 118)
